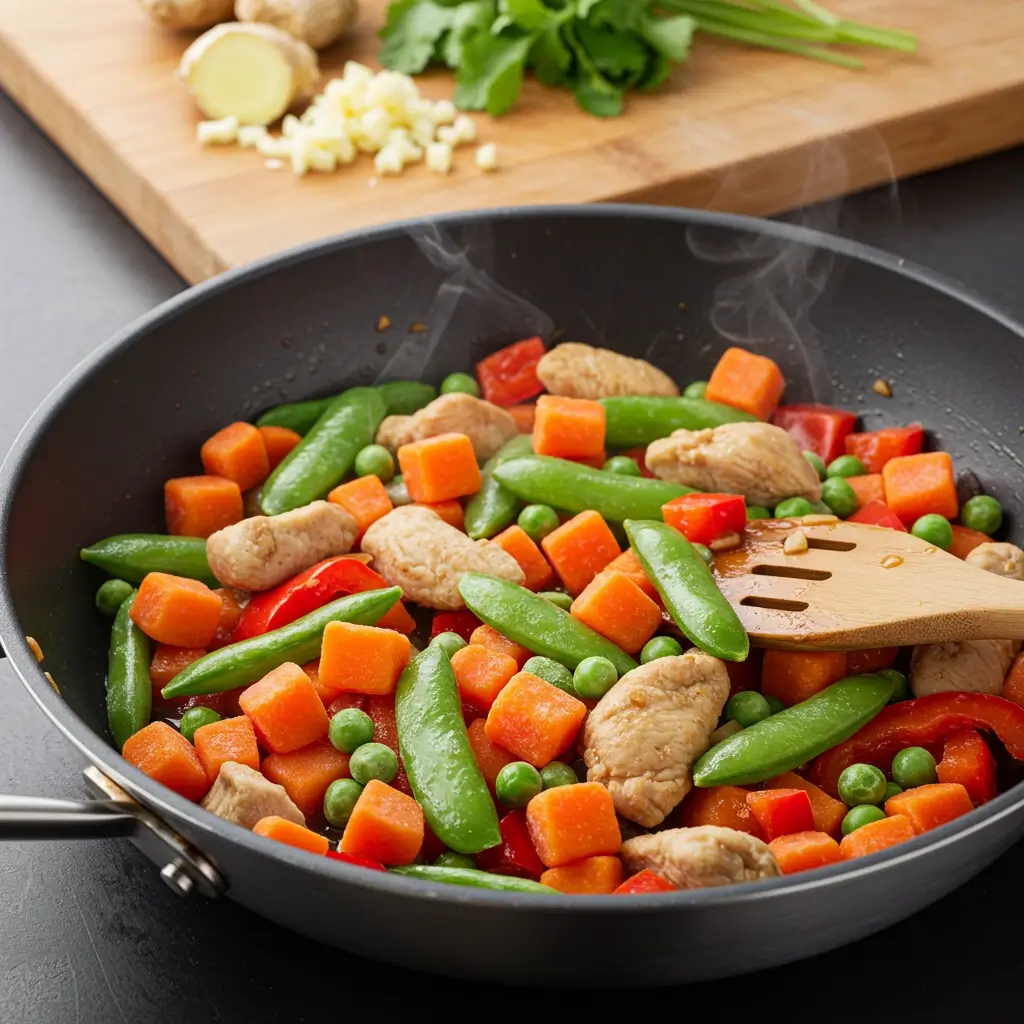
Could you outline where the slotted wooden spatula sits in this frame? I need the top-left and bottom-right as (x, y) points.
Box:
(711, 517), (1024, 650)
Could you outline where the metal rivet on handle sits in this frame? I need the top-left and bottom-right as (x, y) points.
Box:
(160, 861), (195, 897)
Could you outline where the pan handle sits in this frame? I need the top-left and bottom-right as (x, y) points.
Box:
(0, 794), (137, 838)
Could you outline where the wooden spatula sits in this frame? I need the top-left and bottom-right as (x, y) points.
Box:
(711, 517), (1024, 650)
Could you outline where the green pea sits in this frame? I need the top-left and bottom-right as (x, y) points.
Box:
(841, 804), (886, 836)
(692, 543), (713, 565)
(517, 504), (560, 543)
(681, 381), (707, 399)
(349, 742), (399, 785)
(821, 476), (859, 519)
(328, 707), (375, 754)
(837, 762), (887, 807)
(911, 514), (953, 550)
(95, 578), (134, 618)
(523, 656), (575, 695)
(746, 506), (771, 521)
(879, 668), (910, 704)
(764, 695), (786, 715)
(434, 851), (476, 869)
(495, 761), (543, 808)
(961, 494), (1003, 535)
(602, 455), (642, 477)
(573, 656), (618, 699)
(430, 631), (468, 658)
(324, 778), (363, 829)
(826, 454), (867, 478)
(803, 451), (827, 481)
(540, 761), (578, 790)
(884, 781), (904, 802)
(774, 497), (814, 518)
(891, 746), (937, 789)
(538, 591), (573, 611)
(353, 444), (395, 482)
(640, 635), (684, 664)
(179, 707), (221, 744)
(440, 372), (481, 397)
(725, 691), (772, 728)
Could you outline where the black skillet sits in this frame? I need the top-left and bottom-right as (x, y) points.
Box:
(2, 205), (1024, 988)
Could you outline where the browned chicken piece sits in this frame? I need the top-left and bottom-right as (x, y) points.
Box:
(535, 342), (679, 399)
(375, 393), (517, 462)
(965, 542), (1024, 580)
(201, 762), (305, 829)
(584, 651), (730, 827)
(621, 826), (781, 889)
(911, 640), (1018, 698)
(645, 421), (822, 508)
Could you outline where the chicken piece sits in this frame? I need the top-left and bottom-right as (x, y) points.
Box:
(374, 393), (517, 462)
(910, 640), (1018, 698)
(584, 652), (729, 827)
(361, 505), (524, 610)
(201, 762), (305, 829)
(646, 421), (822, 508)
(966, 542), (1024, 580)
(621, 826), (781, 890)
(206, 500), (357, 591)
(535, 342), (679, 400)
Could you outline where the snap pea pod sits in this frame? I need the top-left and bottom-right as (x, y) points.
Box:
(625, 519), (748, 663)
(395, 645), (500, 854)
(692, 675), (894, 787)
(261, 387), (387, 515)
(389, 865), (555, 894)
(601, 396), (759, 447)
(464, 435), (535, 540)
(81, 534), (218, 587)
(106, 592), (151, 749)
(493, 456), (693, 523)
(161, 587), (401, 698)
(377, 381), (437, 416)
(459, 572), (637, 675)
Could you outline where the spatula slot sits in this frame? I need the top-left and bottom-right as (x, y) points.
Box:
(806, 538), (856, 552)
(751, 565), (832, 581)
(740, 596), (809, 612)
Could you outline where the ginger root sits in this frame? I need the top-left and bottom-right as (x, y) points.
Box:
(178, 22), (319, 126)
(139, 0), (235, 30)
(234, 0), (358, 49)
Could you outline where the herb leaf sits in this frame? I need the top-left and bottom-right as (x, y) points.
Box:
(500, 0), (557, 32)
(640, 13), (696, 62)
(441, 0), (496, 67)
(378, 0), (457, 74)
(529, 23), (574, 85)
(454, 31), (535, 115)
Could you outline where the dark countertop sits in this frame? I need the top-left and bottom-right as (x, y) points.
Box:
(2, 88), (1023, 1020)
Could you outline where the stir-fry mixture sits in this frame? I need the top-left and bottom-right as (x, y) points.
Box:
(79, 338), (1024, 895)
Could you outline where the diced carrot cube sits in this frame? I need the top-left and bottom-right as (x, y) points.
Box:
(839, 813), (915, 859)
(540, 855), (623, 894)
(327, 475), (393, 539)
(261, 737), (351, 819)
(398, 433), (482, 504)
(164, 475), (242, 538)
(451, 644), (519, 712)
(301, 659), (335, 705)
(149, 645), (207, 688)
(201, 421), (270, 492)
(493, 525), (555, 592)
(415, 500), (464, 531)
(882, 451), (958, 524)
(318, 621), (411, 697)
(469, 625), (531, 668)
(541, 509), (621, 596)
(570, 570), (662, 655)
(252, 816), (329, 856)
(210, 588), (244, 649)
(532, 395), (606, 460)
(526, 781), (621, 867)
(948, 524), (991, 560)
(193, 715), (260, 782)
(239, 662), (330, 754)
(761, 650), (848, 706)
(766, 771), (847, 837)
(258, 425), (302, 470)
(677, 785), (763, 837)
(845, 647), (898, 675)
(705, 347), (785, 420)
(131, 572), (222, 648)
(121, 721), (209, 801)
(466, 718), (517, 794)
(846, 474), (885, 509)
(339, 779), (425, 866)
(884, 782), (973, 834)
(768, 831), (841, 874)
(603, 549), (658, 599)
(508, 404), (536, 433)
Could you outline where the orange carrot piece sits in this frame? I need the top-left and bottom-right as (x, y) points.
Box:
(845, 647), (899, 675)
(485, 671), (587, 767)
(882, 451), (958, 523)
(466, 718), (517, 793)
(603, 549), (658, 600)
(258, 425), (302, 470)
(121, 721), (209, 801)
(705, 347), (786, 420)
(149, 645), (207, 688)
(193, 715), (260, 781)
(469, 625), (531, 668)
(1002, 650), (1024, 709)
(210, 588), (244, 649)
(201, 421), (270, 492)
(451, 644), (519, 712)
(339, 779), (424, 865)
(398, 433), (482, 504)
(949, 524), (990, 560)
(301, 659), (335, 705)
(761, 650), (848, 707)
(526, 781), (621, 867)
(532, 395), (606, 460)
(318, 621), (411, 697)
(252, 815), (329, 856)
(839, 813), (915, 859)
(508, 404), (536, 433)
(571, 451), (608, 471)
(570, 570), (662, 655)
(239, 661), (330, 754)
(261, 737), (351, 819)
(677, 785), (763, 838)
(327, 475), (393, 539)
(766, 771), (847, 837)
(415, 500), (465, 531)
(541, 509), (621, 596)
(164, 475), (243, 538)
(540, 856), (623, 895)
(846, 473), (885, 509)
(130, 572), (222, 648)
(884, 782), (973, 834)
(493, 525), (555, 592)
(769, 831), (841, 874)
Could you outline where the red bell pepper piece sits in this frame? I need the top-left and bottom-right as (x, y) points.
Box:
(475, 810), (545, 879)
(847, 500), (908, 532)
(613, 869), (676, 895)
(745, 789), (815, 841)
(844, 424), (923, 474)
(811, 692), (1024, 797)
(622, 447), (656, 478)
(937, 730), (998, 806)
(364, 695), (413, 795)
(326, 850), (387, 872)
(417, 824), (448, 865)
(661, 493), (746, 546)
(771, 404), (857, 465)
(476, 337), (547, 407)
(430, 610), (482, 643)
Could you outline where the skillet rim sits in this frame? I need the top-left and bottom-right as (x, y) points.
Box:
(3, 202), (1024, 914)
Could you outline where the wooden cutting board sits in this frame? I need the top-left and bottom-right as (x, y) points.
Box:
(2, 0), (1023, 285)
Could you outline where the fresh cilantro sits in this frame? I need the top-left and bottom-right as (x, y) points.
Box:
(585, 0), (639, 32)
(499, 0), (556, 32)
(378, 0), (456, 74)
(563, 22), (624, 116)
(454, 32), (534, 115)
(573, 21), (650, 85)
(441, 0), (496, 67)
(529, 22), (573, 86)
(640, 13), (696, 63)
(636, 49), (671, 92)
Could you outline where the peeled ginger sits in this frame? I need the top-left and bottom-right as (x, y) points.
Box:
(235, 0), (358, 50)
(139, 0), (235, 29)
